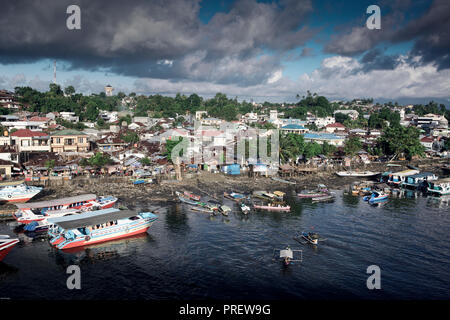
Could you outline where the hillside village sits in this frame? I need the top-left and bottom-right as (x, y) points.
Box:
(0, 86), (448, 182)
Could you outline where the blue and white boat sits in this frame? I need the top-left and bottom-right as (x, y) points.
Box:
(363, 191), (388, 204)
(0, 180), (42, 203)
(401, 172), (438, 189)
(48, 208), (158, 250)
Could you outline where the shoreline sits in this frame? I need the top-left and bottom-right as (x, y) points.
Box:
(0, 158), (447, 219)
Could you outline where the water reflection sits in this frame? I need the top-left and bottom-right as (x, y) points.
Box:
(165, 204), (189, 233)
(51, 233), (151, 266)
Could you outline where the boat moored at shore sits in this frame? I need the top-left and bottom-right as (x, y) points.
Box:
(363, 191), (388, 204)
(13, 194), (118, 224)
(427, 178), (450, 196)
(387, 169), (420, 186)
(401, 172), (438, 189)
(48, 208), (158, 250)
(0, 180), (43, 203)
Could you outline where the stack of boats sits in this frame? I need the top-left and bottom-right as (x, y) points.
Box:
(297, 184), (335, 202)
(14, 194), (118, 233)
(176, 191), (222, 214)
(252, 190), (291, 211)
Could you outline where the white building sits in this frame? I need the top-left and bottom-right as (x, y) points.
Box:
(334, 110), (359, 120)
(60, 112), (79, 123)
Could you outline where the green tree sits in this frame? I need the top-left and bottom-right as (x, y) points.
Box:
(140, 157), (151, 166)
(64, 86), (75, 96)
(45, 159), (56, 169)
(344, 136), (362, 156)
(279, 133), (305, 163)
(377, 126), (425, 160)
(164, 138), (185, 162)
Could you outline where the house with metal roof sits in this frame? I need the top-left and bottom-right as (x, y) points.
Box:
(302, 132), (345, 146)
(281, 124), (309, 134)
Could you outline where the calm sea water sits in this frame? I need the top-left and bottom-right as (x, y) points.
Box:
(1, 189), (449, 300)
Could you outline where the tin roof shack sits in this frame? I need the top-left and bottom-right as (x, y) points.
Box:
(220, 163), (241, 175)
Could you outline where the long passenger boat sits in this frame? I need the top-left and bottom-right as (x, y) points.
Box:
(427, 178), (450, 196)
(13, 194), (118, 224)
(0, 180), (43, 203)
(48, 208), (158, 250)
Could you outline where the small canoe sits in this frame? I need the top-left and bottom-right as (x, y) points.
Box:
(311, 195), (335, 202)
(183, 191), (201, 201)
(253, 204), (290, 211)
(271, 177), (296, 185)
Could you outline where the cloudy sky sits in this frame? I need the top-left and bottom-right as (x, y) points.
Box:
(0, 0), (449, 103)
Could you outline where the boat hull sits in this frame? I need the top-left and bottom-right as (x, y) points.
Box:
(253, 205), (290, 211)
(0, 239), (19, 261)
(53, 221), (154, 250)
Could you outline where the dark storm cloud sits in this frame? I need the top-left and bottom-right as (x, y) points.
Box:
(392, 0), (450, 70)
(359, 48), (401, 72)
(324, 0), (450, 71)
(0, 0), (316, 86)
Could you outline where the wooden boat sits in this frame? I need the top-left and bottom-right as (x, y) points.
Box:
(189, 206), (214, 213)
(183, 191), (201, 201)
(253, 203), (290, 211)
(301, 232), (319, 245)
(0, 235), (20, 262)
(363, 191), (388, 204)
(311, 194), (335, 202)
(273, 191), (285, 199)
(336, 171), (380, 177)
(271, 177), (296, 185)
(48, 208), (158, 250)
(13, 194), (118, 224)
(427, 178), (450, 196)
(253, 191), (273, 200)
(219, 205), (231, 216)
(224, 192), (246, 201)
(298, 184), (329, 198)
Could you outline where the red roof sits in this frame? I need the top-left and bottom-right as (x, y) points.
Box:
(29, 116), (50, 122)
(11, 129), (48, 138)
(420, 136), (434, 142)
(326, 122), (346, 128)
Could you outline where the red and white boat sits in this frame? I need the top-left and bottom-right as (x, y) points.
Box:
(183, 191), (201, 201)
(0, 180), (43, 203)
(13, 194), (118, 224)
(0, 235), (20, 262)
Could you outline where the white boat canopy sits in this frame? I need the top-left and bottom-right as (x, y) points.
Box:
(15, 194), (97, 209)
(47, 208), (141, 230)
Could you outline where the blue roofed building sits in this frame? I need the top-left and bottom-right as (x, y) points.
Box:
(303, 132), (345, 146)
(281, 124), (309, 134)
